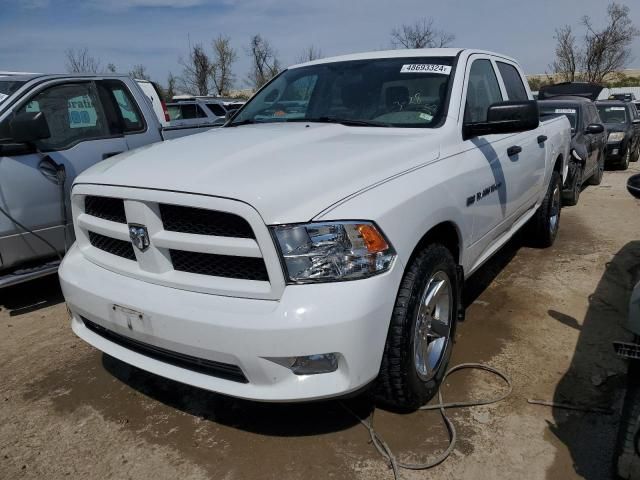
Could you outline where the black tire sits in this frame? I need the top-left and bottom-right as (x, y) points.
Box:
(616, 360), (640, 479)
(376, 244), (458, 410)
(563, 163), (582, 207)
(526, 170), (562, 248)
(632, 144), (640, 163)
(588, 150), (605, 186)
(621, 148), (631, 171)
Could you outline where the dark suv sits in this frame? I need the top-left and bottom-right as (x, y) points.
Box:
(596, 100), (640, 170)
(539, 91), (606, 205)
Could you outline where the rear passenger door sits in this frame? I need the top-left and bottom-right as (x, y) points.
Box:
(0, 80), (128, 267)
(495, 60), (546, 217)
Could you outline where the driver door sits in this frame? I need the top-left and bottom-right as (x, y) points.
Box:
(0, 81), (127, 270)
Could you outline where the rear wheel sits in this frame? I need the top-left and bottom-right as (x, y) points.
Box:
(527, 170), (561, 248)
(376, 244), (458, 410)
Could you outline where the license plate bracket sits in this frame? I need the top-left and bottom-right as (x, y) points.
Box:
(111, 304), (144, 331)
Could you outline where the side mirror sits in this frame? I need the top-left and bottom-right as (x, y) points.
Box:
(628, 173), (640, 199)
(463, 100), (539, 139)
(10, 111), (51, 143)
(585, 123), (604, 134)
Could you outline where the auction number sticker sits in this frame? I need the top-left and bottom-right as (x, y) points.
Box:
(401, 64), (451, 74)
(610, 107), (626, 110)
(555, 109), (576, 114)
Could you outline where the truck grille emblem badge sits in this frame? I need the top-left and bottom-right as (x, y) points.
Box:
(128, 224), (150, 252)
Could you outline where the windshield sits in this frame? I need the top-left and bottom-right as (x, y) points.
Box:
(230, 57), (455, 128)
(597, 105), (627, 124)
(540, 105), (578, 131)
(0, 80), (26, 103)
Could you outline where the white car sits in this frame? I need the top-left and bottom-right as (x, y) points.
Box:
(59, 48), (571, 408)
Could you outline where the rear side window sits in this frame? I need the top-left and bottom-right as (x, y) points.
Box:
(497, 62), (528, 101)
(206, 103), (227, 116)
(12, 82), (111, 151)
(103, 82), (145, 133)
(465, 59), (504, 123)
(177, 104), (206, 119)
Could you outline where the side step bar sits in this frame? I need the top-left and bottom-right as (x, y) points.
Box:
(0, 260), (60, 289)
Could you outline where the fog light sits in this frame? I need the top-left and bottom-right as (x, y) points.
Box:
(265, 353), (339, 375)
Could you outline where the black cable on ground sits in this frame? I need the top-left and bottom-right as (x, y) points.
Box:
(341, 363), (513, 479)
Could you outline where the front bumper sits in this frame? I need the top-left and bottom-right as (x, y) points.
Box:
(59, 244), (403, 402)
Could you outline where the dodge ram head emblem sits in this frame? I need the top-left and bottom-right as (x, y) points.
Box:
(128, 224), (150, 252)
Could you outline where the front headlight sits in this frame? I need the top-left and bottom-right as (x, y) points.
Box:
(271, 221), (396, 283)
(608, 132), (625, 142)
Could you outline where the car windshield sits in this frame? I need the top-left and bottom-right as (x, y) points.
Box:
(0, 80), (26, 103)
(230, 57), (455, 128)
(597, 105), (627, 124)
(540, 104), (578, 131)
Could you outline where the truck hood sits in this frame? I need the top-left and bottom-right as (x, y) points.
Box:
(76, 123), (441, 224)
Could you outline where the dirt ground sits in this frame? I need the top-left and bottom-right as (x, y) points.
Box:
(2, 165), (640, 480)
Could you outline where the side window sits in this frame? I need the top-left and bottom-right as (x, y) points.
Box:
(104, 82), (145, 133)
(206, 103), (227, 116)
(179, 104), (198, 120)
(196, 105), (207, 118)
(465, 59), (504, 123)
(496, 62), (528, 101)
(15, 82), (111, 151)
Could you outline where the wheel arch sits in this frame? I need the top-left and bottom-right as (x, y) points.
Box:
(408, 221), (462, 267)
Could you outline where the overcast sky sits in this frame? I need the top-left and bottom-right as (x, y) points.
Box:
(1, 0), (639, 87)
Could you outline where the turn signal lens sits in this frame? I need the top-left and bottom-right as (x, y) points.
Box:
(358, 224), (389, 253)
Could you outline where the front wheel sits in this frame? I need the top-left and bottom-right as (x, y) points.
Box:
(376, 244), (458, 410)
(588, 151), (605, 186)
(563, 163), (583, 206)
(621, 148), (631, 171)
(526, 170), (562, 248)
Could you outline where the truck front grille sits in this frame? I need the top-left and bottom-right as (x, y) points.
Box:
(169, 250), (269, 281)
(88, 231), (136, 261)
(85, 196), (126, 224)
(82, 317), (248, 383)
(73, 187), (285, 300)
(159, 204), (255, 238)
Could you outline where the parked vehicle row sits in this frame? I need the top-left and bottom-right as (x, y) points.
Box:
(59, 48), (571, 409)
(0, 73), (215, 288)
(166, 96), (244, 129)
(538, 83), (607, 206)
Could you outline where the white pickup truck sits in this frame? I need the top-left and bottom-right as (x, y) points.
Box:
(59, 49), (571, 409)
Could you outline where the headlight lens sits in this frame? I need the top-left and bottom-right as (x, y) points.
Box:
(608, 132), (625, 142)
(271, 221), (396, 283)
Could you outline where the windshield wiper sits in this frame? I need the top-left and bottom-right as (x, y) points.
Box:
(226, 119), (256, 127)
(286, 117), (390, 127)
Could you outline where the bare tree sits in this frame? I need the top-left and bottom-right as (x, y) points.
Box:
(390, 18), (455, 49)
(551, 25), (581, 82)
(129, 64), (151, 81)
(165, 72), (177, 100)
(106, 63), (117, 73)
(247, 34), (281, 89)
(65, 47), (101, 73)
(296, 45), (323, 63)
(179, 43), (213, 96)
(580, 2), (639, 83)
(211, 34), (237, 96)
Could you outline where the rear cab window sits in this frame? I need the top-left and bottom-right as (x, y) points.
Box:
(101, 80), (146, 133)
(206, 103), (227, 116)
(496, 62), (528, 101)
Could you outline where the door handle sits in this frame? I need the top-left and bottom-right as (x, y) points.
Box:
(507, 145), (522, 157)
(537, 135), (548, 144)
(102, 151), (123, 160)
